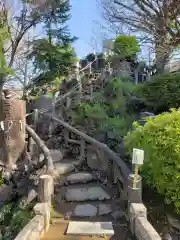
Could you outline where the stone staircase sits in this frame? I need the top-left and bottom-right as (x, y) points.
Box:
(41, 150), (133, 240)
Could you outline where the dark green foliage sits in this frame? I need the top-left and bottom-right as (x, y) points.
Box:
(73, 102), (108, 127)
(136, 71), (180, 113)
(0, 200), (34, 239)
(124, 109), (180, 213)
(29, 0), (77, 89)
(85, 53), (96, 62)
(38, 0), (75, 44)
(73, 77), (137, 137)
(104, 77), (136, 116)
(0, 12), (13, 86)
(101, 116), (133, 137)
(29, 39), (76, 85)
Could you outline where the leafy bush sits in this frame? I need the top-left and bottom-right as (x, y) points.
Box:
(124, 109), (180, 213)
(136, 71), (180, 113)
(0, 200), (34, 239)
(113, 35), (140, 58)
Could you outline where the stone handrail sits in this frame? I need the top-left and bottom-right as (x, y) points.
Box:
(25, 124), (54, 173)
(43, 113), (131, 196)
(14, 175), (53, 240)
(129, 203), (161, 240)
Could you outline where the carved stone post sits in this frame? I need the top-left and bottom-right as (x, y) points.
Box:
(0, 99), (26, 168)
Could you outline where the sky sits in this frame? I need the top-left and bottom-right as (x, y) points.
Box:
(69, 0), (102, 58)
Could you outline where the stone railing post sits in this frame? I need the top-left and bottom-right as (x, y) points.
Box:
(66, 96), (71, 109)
(128, 173), (142, 204)
(128, 148), (143, 204)
(38, 175), (53, 203)
(80, 138), (85, 163)
(33, 109), (39, 125)
(64, 129), (69, 146)
(36, 175), (53, 231)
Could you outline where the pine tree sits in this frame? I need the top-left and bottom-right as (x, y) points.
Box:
(29, 0), (77, 89)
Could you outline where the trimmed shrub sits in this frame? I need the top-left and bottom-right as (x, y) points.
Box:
(136, 71), (180, 113)
(124, 109), (180, 213)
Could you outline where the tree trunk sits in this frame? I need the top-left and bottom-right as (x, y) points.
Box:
(0, 99), (26, 168)
(0, 76), (5, 99)
(155, 41), (172, 73)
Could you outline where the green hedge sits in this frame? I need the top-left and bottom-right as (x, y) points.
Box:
(136, 72), (180, 113)
(124, 109), (180, 213)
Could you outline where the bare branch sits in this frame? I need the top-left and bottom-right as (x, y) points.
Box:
(99, 0), (180, 71)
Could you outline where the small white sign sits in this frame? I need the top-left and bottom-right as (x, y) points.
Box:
(132, 148), (144, 165)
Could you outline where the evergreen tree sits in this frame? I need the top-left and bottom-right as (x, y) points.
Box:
(0, 8), (13, 90)
(29, 0), (77, 88)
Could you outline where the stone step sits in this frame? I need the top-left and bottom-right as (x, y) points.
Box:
(65, 184), (111, 202)
(70, 203), (112, 217)
(66, 221), (114, 236)
(54, 162), (75, 175)
(66, 172), (94, 184)
(41, 222), (111, 240)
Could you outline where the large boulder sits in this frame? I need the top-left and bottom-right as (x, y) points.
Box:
(31, 95), (54, 113)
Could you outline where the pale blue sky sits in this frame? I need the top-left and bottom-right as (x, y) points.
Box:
(69, 0), (102, 58)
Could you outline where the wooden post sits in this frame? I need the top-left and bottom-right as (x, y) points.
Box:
(0, 99), (26, 168)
